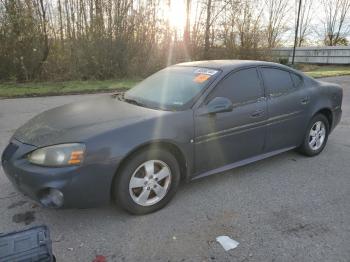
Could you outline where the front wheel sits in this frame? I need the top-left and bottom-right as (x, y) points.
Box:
(298, 114), (329, 157)
(114, 148), (180, 215)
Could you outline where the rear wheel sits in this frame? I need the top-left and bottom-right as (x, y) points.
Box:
(298, 114), (329, 156)
(114, 148), (180, 215)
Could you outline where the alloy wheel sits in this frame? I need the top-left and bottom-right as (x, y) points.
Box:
(128, 160), (172, 206)
(309, 121), (326, 151)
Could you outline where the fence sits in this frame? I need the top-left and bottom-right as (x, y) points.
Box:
(272, 46), (350, 64)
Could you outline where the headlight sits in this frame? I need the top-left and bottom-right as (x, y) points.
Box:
(27, 143), (86, 167)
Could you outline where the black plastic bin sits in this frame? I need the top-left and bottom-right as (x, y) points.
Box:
(0, 225), (55, 262)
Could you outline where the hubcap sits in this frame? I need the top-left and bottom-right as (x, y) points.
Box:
(309, 121), (326, 151)
(129, 160), (171, 206)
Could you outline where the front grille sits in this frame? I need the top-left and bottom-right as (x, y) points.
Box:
(2, 142), (19, 161)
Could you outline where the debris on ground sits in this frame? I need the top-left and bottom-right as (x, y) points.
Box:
(53, 234), (64, 243)
(216, 236), (239, 251)
(92, 255), (107, 262)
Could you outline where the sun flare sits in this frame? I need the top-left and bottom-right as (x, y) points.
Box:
(168, 1), (186, 32)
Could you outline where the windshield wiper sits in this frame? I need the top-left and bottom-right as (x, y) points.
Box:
(124, 98), (147, 107)
(115, 93), (162, 110)
(114, 92), (124, 101)
(115, 93), (143, 106)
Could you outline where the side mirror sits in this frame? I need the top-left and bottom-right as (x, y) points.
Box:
(202, 97), (233, 115)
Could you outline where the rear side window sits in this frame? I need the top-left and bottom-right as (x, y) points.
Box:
(261, 68), (294, 95)
(209, 68), (263, 104)
(290, 72), (303, 88)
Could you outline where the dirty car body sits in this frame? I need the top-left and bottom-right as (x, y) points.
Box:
(1, 60), (343, 209)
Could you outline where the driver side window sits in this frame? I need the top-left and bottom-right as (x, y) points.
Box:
(207, 68), (263, 105)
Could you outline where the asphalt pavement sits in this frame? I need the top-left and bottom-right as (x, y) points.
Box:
(0, 76), (349, 262)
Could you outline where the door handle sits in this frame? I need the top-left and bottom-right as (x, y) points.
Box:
(300, 96), (310, 104)
(251, 109), (264, 117)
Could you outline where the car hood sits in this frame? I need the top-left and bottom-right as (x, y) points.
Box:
(13, 95), (166, 147)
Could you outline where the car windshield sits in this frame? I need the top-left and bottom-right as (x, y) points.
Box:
(124, 66), (220, 110)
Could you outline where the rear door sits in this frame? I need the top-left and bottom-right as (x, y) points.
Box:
(194, 67), (267, 174)
(259, 67), (309, 152)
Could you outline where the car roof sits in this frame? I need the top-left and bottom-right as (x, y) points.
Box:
(174, 60), (295, 73)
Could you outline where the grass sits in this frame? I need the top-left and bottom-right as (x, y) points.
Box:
(301, 65), (350, 78)
(0, 65), (349, 98)
(0, 79), (140, 98)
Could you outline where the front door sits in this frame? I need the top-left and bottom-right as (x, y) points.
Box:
(194, 67), (267, 175)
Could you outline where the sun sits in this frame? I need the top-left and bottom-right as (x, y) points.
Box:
(168, 1), (186, 32)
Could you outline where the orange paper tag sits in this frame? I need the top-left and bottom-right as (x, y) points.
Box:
(194, 74), (210, 83)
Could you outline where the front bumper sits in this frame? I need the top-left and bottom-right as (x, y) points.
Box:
(1, 139), (117, 208)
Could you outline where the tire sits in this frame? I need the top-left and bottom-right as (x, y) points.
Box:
(298, 114), (329, 157)
(114, 148), (180, 215)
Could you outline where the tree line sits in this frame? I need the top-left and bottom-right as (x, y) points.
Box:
(0, 0), (349, 82)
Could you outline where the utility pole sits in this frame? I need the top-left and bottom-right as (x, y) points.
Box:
(292, 0), (302, 65)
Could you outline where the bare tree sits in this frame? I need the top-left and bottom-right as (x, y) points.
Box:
(204, 0), (212, 58)
(0, 0), (322, 82)
(57, 0), (64, 43)
(203, 0), (230, 58)
(33, 0), (50, 78)
(265, 0), (290, 48)
(184, 0), (191, 46)
(236, 0), (263, 50)
(321, 0), (350, 46)
(297, 0), (313, 46)
(190, 0), (205, 59)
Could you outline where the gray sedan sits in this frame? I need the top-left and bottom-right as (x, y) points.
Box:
(1, 60), (343, 214)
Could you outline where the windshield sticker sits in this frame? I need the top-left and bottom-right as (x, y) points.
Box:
(194, 74), (211, 83)
(194, 68), (218, 76)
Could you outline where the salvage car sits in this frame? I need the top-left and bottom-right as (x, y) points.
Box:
(1, 60), (343, 214)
